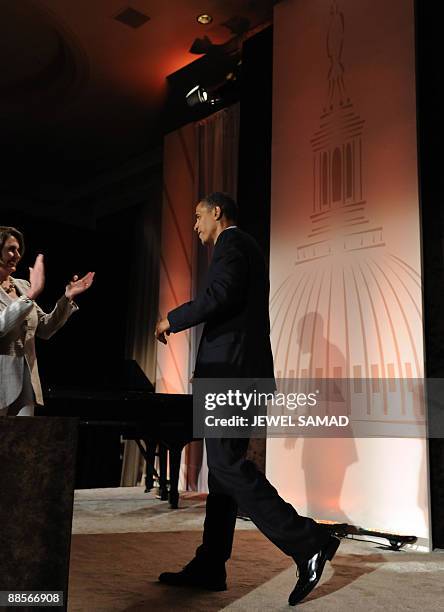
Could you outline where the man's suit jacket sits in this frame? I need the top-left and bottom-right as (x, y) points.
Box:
(168, 228), (275, 380)
(0, 278), (77, 409)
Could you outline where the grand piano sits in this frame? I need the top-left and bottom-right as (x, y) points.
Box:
(36, 360), (194, 508)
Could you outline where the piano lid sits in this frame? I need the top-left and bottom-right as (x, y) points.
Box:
(44, 359), (155, 399)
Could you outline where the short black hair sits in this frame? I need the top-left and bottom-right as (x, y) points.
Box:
(0, 226), (25, 262)
(200, 192), (238, 222)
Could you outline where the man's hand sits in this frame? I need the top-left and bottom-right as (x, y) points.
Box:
(65, 271), (95, 300)
(27, 254), (45, 300)
(155, 317), (171, 344)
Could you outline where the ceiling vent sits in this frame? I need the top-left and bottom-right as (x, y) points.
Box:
(114, 7), (150, 29)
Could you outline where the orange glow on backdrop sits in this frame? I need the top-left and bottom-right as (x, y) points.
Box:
(156, 123), (197, 395)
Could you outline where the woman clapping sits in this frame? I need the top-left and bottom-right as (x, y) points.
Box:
(0, 226), (94, 416)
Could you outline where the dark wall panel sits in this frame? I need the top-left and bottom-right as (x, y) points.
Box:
(237, 26), (273, 261)
(416, 0), (444, 549)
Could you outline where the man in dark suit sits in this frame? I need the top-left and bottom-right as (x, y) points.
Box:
(155, 192), (340, 606)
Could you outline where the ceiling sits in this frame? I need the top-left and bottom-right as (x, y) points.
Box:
(0, 0), (273, 193)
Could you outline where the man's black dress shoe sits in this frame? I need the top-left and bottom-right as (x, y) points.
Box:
(158, 560), (227, 591)
(288, 535), (340, 606)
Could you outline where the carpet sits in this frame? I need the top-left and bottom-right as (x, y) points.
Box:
(68, 488), (444, 611)
(68, 530), (293, 611)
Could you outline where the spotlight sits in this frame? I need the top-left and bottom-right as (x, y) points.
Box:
(197, 14), (213, 25)
(185, 85), (209, 107)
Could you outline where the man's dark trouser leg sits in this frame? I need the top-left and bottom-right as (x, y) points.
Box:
(195, 438), (330, 566)
(194, 470), (238, 567)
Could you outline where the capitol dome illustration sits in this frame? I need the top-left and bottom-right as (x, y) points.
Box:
(270, 1), (423, 421)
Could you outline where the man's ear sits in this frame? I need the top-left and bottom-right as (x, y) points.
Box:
(214, 205), (222, 221)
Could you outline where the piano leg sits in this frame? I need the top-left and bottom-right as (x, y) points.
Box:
(167, 442), (185, 509)
(142, 439), (156, 492)
(158, 443), (168, 501)
(136, 439), (160, 494)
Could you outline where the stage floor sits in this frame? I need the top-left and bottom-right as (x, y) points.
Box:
(69, 487), (444, 611)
